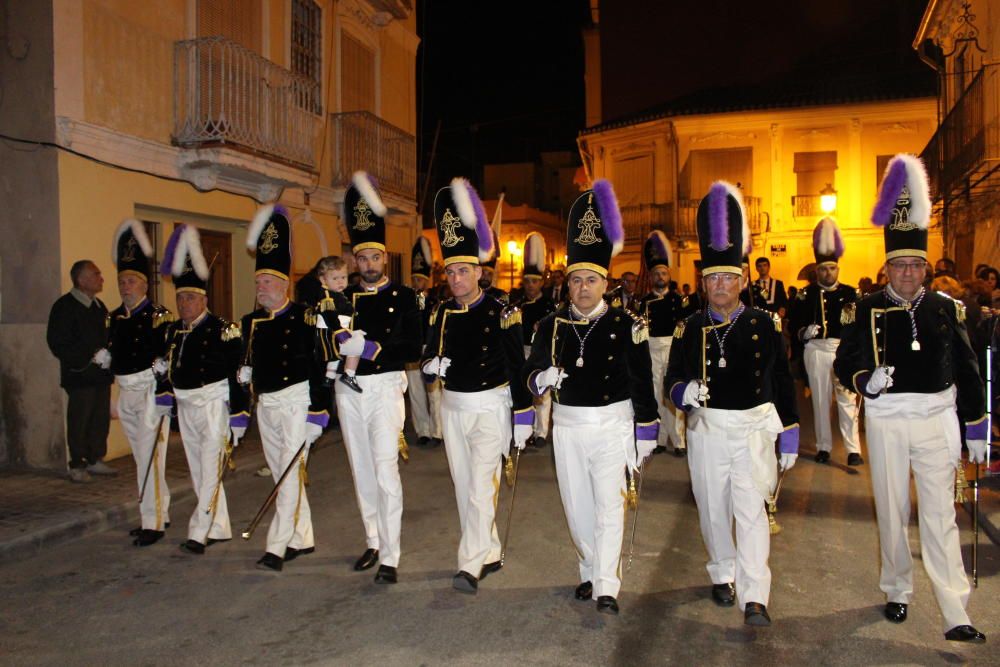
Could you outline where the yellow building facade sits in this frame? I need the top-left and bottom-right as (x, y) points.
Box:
(0, 0), (419, 470)
(577, 97), (941, 291)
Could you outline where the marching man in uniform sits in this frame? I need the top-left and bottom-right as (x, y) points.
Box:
(240, 206), (330, 571)
(834, 154), (987, 643)
(422, 178), (534, 594)
(160, 224), (242, 556)
(523, 180), (658, 615)
(518, 232), (556, 448)
(638, 231), (687, 457)
(666, 181), (799, 627)
(405, 236), (442, 448)
(789, 217), (862, 466)
(335, 172), (422, 584)
(107, 219), (173, 547)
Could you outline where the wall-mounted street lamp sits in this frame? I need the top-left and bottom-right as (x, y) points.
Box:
(820, 183), (838, 214)
(507, 240), (521, 291)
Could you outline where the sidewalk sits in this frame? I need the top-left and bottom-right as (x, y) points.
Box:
(0, 430), (337, 563)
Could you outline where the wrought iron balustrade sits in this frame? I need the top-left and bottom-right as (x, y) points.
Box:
(620, 203), (674, 245)
(676, 196), (762, 237)
(792, 194), (823, 218)
(173, 35), (321, 169)
(330, 111), (417, 200)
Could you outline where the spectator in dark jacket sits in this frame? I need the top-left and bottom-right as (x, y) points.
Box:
(46, 260), (115, 482)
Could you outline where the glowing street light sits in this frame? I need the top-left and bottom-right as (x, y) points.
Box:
(820, 183), (838, 214)
(507, 240), (521, 291)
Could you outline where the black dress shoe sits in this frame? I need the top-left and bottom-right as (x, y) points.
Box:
(884, 602), (907, 623)
(132, 529), (164, 547)
(256, 552), (283, 572)
(711, 583), (736, 607)
(130, 522), (169, 536)
(179, 539), (205, 555)
(815, 450), (831, 464)
(596, 596), (619, 615)
(284, 546), (315, 562)
(452, 571), (478, 594)
(744, 602), (771, 626)
(479, 560), (503, 581)
(417, 436), (430, 448)
(944, 625), (986, 643)
(574, 581), (593, 601)
(354, 548), (379, 571)
(205, 537), (229, 547)
(339, 374), (363, 393)
(847, 453), (864, 466)
(673, 447), (687, 458)
(374, 565), (397, 584)
(653, 445), (666, 455)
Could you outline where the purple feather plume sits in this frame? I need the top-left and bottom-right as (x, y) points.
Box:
(592, 179), (623, 256)
(466, 182), (494, 260)
(161, 225), (185, 277)
(871, 158), (907, 227)
(813, 217), (845, 259)
(708, 183), (730, 251)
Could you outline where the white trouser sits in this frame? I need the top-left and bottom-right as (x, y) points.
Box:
(116, 369), (170, 531)
(174, 379), (232, 544)
(804, 338), (860, 454)
(648, 336), (685, 449)
(524, 345), (551, 439)
(257, 381), (313, 557)
(441, 387), (511, 575)
(864, 388), (971, 630)
(337, 372), (407, 567)
(405, 366), (441, 439)
(552, 400), (632, 599)
(686, 404), (782, 609)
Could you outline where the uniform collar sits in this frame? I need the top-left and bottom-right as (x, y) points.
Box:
(362, 277), (390, 293)
(268, 298), (292, 316)
(708, 303), (744, 323)
(125, 297), (150, 315)
(182, 309), (210, 330)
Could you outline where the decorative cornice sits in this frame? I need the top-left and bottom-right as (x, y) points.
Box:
(690, 130), (758, 144)
(796, 127), (834, 138)
(876, 122), (917, 135)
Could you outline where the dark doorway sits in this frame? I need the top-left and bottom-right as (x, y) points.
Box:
(197, 228), (233, 321)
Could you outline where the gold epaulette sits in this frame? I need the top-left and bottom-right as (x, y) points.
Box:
(796, 288), (808, 301)
(673, 320), (686, 338)
(841, 302), (856, 325)
(221, 321), (241, 341)
(304, 308), (317, 326)
(501, 305), (522, 329)
(630, 312), (649, 344)
(955, 299), (966, 324)
(318, 297), (337, 313)
(771, 311), (782, 333)
(152, 308), (174, 328)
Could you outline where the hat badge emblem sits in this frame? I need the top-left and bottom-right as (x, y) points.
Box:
(353, 199), (375, 231)
(121, 235), (138, 262)
(259, 222), (279, 254)
(440, 208), (465, 248)
(575, 205), (602, 246)
(889, 186), (917, 232)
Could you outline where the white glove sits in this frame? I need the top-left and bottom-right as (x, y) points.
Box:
(339, 330), (367, 357)
(636, 439), (657, 466)
(153, 402), (172, 419)
(779, 453), (798, 471)
(513, 424), (533, 450)
(682, 380), (709, 408)
(93, 348), (111, 369)
(305, 423), (323, 446)
(439, 357), (451, 377)
(865, 366), (894, 394)
(152, 357), (168, 376)
(337, 315), (352, 329)
(535, 366), (569, 391)
(237, 366), (252, 385)
(802, 324), (821, 341)
(231, 426), (246, 447)
(325, 361), (338, 380)
(421, 356), (451, 377)
(968, 440), (988, 464)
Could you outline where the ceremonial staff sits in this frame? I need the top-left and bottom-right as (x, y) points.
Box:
(241, 440), (308, 540)
(138, 414), (169, 504)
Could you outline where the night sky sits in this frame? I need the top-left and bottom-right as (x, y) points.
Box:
(416, 0), (931, 212)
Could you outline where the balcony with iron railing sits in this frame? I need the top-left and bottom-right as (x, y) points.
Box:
(330, 111), (417, 200)
(173, 36), (321, 169)
(620, 203), (674, 246)
(676, 196), (764, 238)
(920, 63), (1000, 202)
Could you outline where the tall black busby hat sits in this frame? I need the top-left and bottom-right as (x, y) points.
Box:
(112, 218), (153, 282)
(565, 179), (623, 277)
(523, 232), (546, 279)
(344, 171), (388, 254)
(643, 230), (673, 272)
(696, 181), (751, 276)
(813, 216), (845, 266)
(162, 224), (209, 294)
(247, 204), (292, 281)
(871, 154), (931, 261)
(411, 236), (432, 279)
(433, 178), (494, 267)
(481, 231), (500, 270)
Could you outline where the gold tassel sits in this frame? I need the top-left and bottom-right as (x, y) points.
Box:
(955, 464), (969, 503)
(504, 456), (514, 487)
(398, 431), (409, 463)
(627, 476), (638, 510)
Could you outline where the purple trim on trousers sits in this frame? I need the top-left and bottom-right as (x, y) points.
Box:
(778, 426), (800, 454)
(635, 423), (659, 441)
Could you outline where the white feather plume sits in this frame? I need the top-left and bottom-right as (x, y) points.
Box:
(184, 225), (209, 280)
(171, 225), (190, 277)
(524, 232), (545, 272)
(352, 171), (388, 217)
(450, 177), (479, 231)
(416, 236), (431, 265)
(247, 204), (275, 250)
(649, 229), (673, 268)
(111, 218), (153, 264)
(896, 153), (931, 229)
(817, 216), (838, 255)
